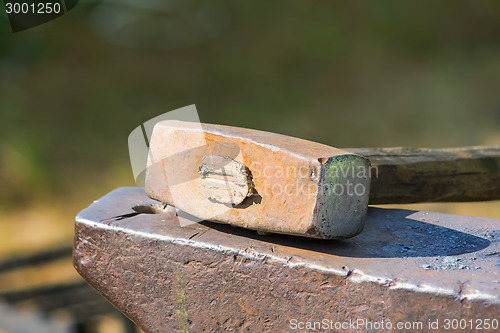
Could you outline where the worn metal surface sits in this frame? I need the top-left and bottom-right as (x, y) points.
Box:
(74, 187), (500, 332)
(146, 121), (371, 239)
(197, 155), (254, 206)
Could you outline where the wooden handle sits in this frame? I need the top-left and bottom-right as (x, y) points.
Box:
(347, 145), (500, 204)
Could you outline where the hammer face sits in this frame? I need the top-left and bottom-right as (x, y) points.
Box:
(145, 121), (370, 239)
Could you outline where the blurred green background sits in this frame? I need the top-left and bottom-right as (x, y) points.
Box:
(0, 0), (499, 301)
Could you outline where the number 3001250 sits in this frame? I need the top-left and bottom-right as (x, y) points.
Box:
(5, 2), (61, 14)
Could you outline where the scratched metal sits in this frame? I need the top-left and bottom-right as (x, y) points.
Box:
(145, 121), (371, 239)
(74, 187), (500, 332)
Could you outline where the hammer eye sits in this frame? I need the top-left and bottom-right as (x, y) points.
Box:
(197, 155), (254, 206)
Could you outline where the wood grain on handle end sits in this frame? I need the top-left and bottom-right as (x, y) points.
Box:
(348, 145), (500, 204)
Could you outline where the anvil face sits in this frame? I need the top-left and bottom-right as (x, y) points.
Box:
(145, 121), (370, 239)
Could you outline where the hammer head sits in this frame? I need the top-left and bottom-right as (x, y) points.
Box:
(145, 121), (370, 239)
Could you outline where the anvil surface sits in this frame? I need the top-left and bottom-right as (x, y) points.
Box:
(74, 187), (500, 332)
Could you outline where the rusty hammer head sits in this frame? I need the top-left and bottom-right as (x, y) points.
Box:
(145, 121), (371, 239)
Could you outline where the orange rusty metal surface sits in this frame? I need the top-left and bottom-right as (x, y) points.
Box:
(145, 121), (370, 239)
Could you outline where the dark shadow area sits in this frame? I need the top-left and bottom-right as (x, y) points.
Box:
(198, 207), (492, 258)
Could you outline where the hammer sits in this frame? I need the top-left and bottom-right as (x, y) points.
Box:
(145, 121), (500, 239)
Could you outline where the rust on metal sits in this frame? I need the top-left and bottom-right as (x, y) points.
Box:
(74, 187), (500, 333)
(145, 121), (371, 239)
(144, 122), (500, 240)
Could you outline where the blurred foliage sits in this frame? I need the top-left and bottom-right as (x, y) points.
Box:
(0, 0), (500, 255)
